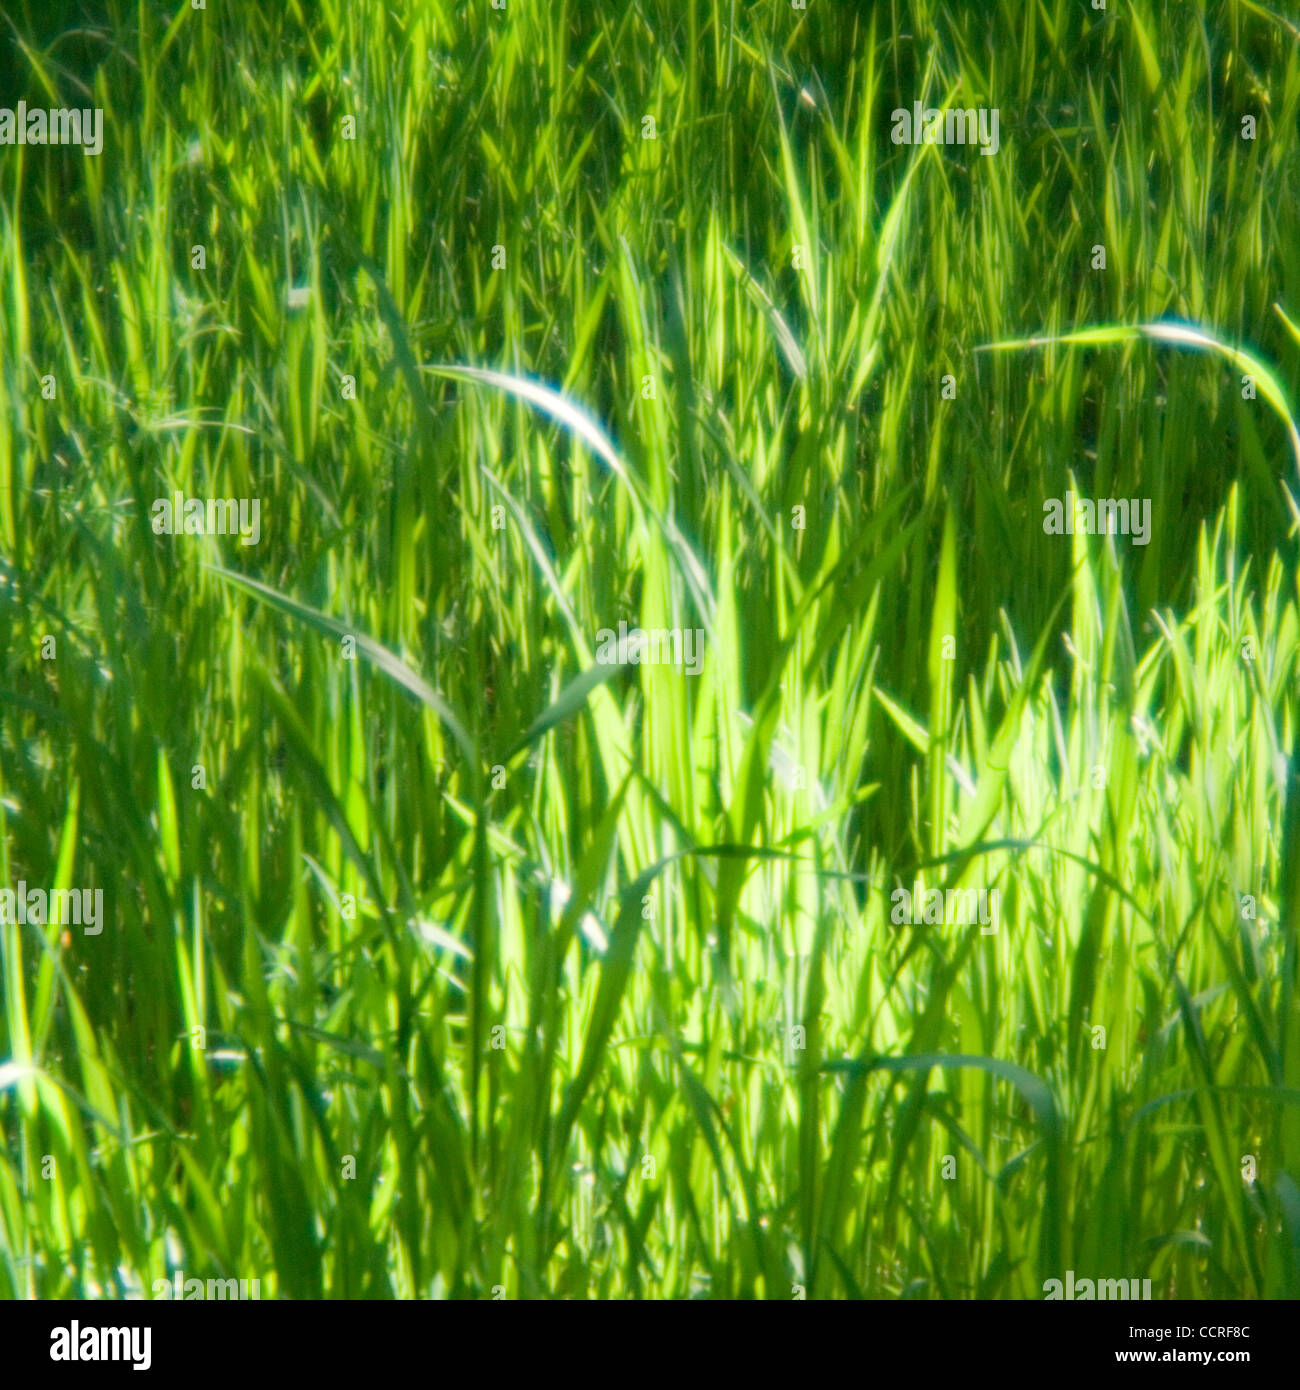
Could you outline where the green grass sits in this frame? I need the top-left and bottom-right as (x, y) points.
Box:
(2, 0), (1300, 1299)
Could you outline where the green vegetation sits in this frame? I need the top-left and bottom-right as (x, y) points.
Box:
(3, 0), (1300, 1299)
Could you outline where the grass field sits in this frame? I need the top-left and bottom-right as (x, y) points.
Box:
(3, 0), (1300, 1300)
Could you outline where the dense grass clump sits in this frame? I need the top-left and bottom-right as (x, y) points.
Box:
(2, 0), (1300, 1299)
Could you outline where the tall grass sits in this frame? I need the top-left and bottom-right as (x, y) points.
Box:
(1, 0), (1299, 1298)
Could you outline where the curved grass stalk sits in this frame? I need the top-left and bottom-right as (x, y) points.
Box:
(977, 320), (1300, 478)
(424, 363), (717, 634)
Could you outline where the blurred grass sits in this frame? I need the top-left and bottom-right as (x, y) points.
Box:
(1, 0), (1300, 1298)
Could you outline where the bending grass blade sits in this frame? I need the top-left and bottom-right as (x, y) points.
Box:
(503, 660), (630, 762)
(825, 1051), (1064, 1275)
(977, 321), (1300, 477)
(205, 565), (477, 772)
(1276, 302), (1300, 350)
(720, 244), (808, 381)
(425, 363), (717, 628)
